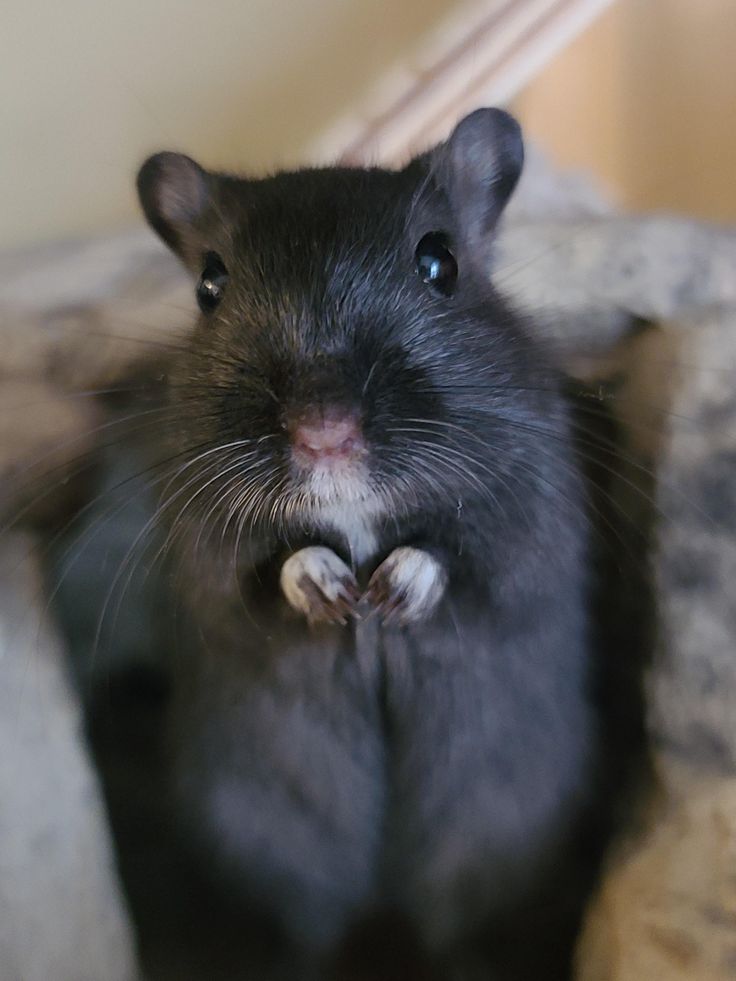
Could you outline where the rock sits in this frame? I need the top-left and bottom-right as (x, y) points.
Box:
(0, 534), (140, 981)
(651, 308), (736, 778)
(577, 306), (736, 980)
(578, 777), (736, 981)
(496, 216), (736, 353)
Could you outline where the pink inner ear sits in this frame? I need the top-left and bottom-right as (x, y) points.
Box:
(138, 151), (212, 255)
(156, 154), (208, 226)
(440, 108), (524, 245)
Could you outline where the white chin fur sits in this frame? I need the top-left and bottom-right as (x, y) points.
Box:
(301, 464), (383, 567)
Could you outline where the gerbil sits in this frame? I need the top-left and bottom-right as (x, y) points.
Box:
(135, 108), (648, 980)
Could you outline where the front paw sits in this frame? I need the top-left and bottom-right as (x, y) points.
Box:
(280, 547), (360, 626)
(366, 546), (447, 625)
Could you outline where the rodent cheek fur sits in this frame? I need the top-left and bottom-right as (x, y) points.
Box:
(159, 233), (566, 594)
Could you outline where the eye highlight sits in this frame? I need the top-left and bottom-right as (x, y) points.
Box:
(415, 232), (457, 296)
(196, 252), (228, 313)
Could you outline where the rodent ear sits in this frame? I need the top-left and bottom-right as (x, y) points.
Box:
(437, 108), (524, 245)
(136, 152), (211, 259)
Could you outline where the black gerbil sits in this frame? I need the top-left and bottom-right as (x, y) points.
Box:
(135, 108), (649, 980)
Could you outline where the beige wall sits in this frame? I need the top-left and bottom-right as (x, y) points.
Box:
(513, 0), (736, 223)
(4, 0), (734, 250)
(0, 0), (463, 249)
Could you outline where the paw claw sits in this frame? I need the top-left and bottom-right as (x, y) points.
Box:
(280, 547), (360, 626)
(366, 547), (446, 625)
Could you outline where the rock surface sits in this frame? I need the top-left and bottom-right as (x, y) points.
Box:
(577, 306), (736, 981)
(0, 535), (139, 981)
(579, 776), (736, 981)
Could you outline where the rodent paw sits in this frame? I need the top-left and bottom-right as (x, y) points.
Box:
(367, 546), (447, 625)
(280, 547), (361, 626)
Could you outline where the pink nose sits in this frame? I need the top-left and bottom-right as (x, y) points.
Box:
(290, 410), (363, 462)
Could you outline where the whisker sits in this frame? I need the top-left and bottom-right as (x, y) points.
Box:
(387, 421), (648, 565)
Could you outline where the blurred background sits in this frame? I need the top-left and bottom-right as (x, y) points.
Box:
(2, 0), (735, 252)
(1, 4), (736, 981)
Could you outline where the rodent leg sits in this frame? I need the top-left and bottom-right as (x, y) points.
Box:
(367, 546), (447, 624)
(280, 546), (360, 625)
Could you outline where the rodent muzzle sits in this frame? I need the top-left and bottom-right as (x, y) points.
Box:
(288, 407), (366, 468)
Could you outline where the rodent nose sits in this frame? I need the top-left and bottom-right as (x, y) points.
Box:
(289, 409), (364, 462)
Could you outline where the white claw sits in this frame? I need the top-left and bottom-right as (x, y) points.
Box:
(280, 546), (359, 624)
(368, 546), (447, 624)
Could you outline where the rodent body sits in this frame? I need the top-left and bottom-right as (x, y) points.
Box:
(137, 109), (637, 979)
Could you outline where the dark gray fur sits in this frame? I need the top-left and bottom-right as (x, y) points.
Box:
(135, 109), (646, 979)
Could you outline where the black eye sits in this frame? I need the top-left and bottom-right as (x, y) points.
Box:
(196, 252), (228, 313)
(415, 232), (457, 296)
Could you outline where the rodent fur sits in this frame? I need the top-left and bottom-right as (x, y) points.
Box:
(136, 109), (648, 980)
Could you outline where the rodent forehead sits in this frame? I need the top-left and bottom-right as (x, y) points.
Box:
(222, 167), (419, 279)
(197, 166), (489, 370)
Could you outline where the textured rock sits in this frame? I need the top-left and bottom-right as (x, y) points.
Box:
(577, 307), (736, 980)
(0, 534), (139, 981)
(579, 777), (736, 981)
(497, 216), (736, 354)
(651, 309), (736, 777)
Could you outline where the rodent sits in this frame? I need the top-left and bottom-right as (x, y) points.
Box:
(135, 108), (648, 980)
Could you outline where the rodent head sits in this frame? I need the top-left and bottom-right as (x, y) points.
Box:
(137, 109), (558, 546)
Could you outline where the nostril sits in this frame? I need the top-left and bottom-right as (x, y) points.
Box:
(289, 410), (363, 460)
(297, 419), (357, 452)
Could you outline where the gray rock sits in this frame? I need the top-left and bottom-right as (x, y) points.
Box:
(651, 308), (736, 779)
(497, 216), (736, 352)
(0, 534), (140, 981)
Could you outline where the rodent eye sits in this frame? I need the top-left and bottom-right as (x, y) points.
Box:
(415, 232), (457, 297)
(196, 252), (228, 313)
